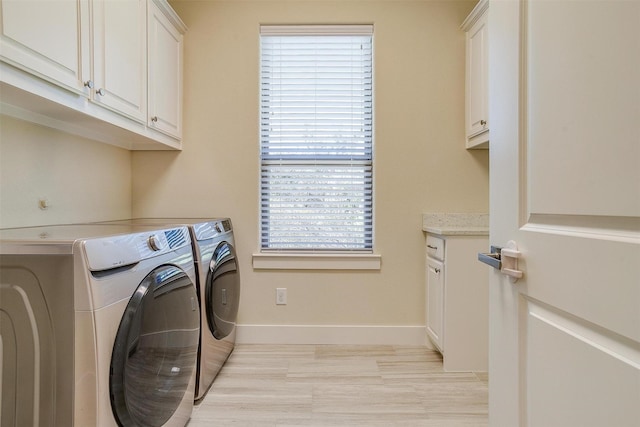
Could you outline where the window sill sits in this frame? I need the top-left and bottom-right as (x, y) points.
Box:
(252, 252), (381, 270)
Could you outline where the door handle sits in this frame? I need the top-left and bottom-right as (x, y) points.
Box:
(478, 246), (502, 269)
(478, 241), (523, 282)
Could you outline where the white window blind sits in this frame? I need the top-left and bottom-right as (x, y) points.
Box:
(260, 25), (374, 251)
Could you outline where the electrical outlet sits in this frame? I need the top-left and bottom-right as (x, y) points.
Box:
(276, 288), (287, 305)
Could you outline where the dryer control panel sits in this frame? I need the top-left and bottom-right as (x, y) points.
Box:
(192, 218), (233, 241)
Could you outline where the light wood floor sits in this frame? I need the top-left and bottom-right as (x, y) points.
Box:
(188, 344), (488, 426)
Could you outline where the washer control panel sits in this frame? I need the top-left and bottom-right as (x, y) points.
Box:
(84, 227), (190, 271)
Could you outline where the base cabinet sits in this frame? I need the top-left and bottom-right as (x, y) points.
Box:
(425, 234), (489, 372)
(426, 256), (444, 352)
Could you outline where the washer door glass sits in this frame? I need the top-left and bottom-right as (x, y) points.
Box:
(205, 241), (240, 340)
(110, 265), (199, 427)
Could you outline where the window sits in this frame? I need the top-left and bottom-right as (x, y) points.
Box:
(259, 25), (374, 252)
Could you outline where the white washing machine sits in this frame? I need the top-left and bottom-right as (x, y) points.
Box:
(0, 224), (200, 426)
(97, 218), (240, 401)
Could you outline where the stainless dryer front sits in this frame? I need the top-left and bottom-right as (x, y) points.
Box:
(96, 218), (241, 401)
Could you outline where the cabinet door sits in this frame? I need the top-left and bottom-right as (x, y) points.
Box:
(426, 256), (444, 352)
(91, 0), (147, 123)
(0, 0), (88, 94)
(148, 1), (184, 139)
(466, 10), (488, 139)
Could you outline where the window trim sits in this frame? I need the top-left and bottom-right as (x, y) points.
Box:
(260, 25), (374, 37)
(252, 252), (381, 270)
(258, 24), (375, 255)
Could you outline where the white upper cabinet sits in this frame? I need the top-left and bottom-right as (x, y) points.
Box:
(462, 0), (489, 149)
(148, 0), (186, 139)
(0, 0), (186, 150)
(0, 0), (89, 94)
(91, 0), (147, 123)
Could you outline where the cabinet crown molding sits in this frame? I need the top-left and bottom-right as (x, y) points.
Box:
(461, 0), (489, 31)
(152, 0), (187, 33)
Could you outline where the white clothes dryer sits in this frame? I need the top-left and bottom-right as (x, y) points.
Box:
(97, 218), (240, 401)
(0, 224), (200, 427)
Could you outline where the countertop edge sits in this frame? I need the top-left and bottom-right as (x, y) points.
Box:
(421, 213), (489, 236)
(422, 226), (489, 236)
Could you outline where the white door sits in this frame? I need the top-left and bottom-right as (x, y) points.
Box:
(426, 255), (444, 352)
(488, 1), (640, 426)
(91, 0), (147, 123)
(466, 8), (488, 139)
(0, 0), (88, 94)
(148, 0), (184, 139)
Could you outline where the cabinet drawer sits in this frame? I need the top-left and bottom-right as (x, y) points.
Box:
(426, 235), (445, 261)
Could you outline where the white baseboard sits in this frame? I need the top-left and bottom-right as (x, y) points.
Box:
(236, 324), (427, 346)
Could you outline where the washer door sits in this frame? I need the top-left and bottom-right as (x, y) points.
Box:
(205, 241), (240, 340)
(110, 265), (199, 427)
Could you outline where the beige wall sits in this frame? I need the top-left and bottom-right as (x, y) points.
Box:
(132, 0), (488, 327)
(0, 116), (132, 228)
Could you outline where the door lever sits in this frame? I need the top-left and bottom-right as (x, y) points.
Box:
(478, 246), (502, 269)
(478, 241), (524, 282)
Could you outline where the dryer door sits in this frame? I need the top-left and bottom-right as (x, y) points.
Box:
(205, 241), (240, 340)
(110, 265), (199, 427)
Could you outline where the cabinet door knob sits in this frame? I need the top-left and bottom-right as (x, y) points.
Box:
(151, 116), (158, 123)
(96, 88), (105, 96)
(84, 80), (94, 89)
(480, 119), (487, 126)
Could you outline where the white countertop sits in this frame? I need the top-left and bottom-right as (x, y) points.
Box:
(422, 213), (489, 236)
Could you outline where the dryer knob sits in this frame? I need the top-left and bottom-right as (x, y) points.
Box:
(214, 224), (222, 233)
(148, 234), (163, 251)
